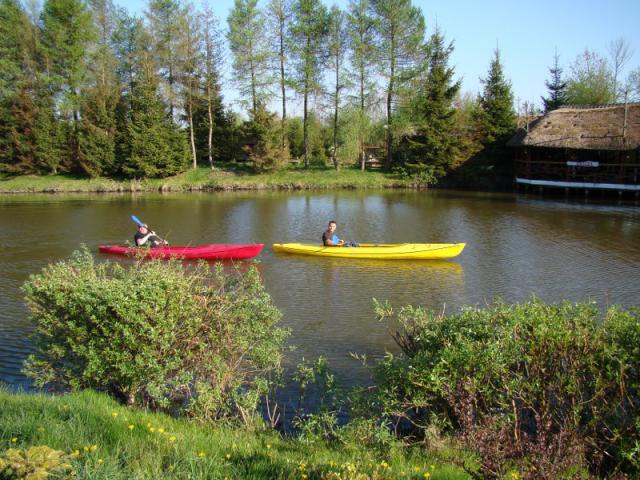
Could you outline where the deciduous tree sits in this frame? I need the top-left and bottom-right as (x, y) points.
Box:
(370, 0), (425, 169)
(290, 0), (328, 167)
(327, 5), (347, 171)
(565, 49), (615, 105)
(227, 0), (272, 115)
(266, 0), (292, 155)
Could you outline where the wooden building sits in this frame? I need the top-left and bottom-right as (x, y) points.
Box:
(507, 104), (640, 193)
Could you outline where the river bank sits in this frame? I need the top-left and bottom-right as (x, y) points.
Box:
(0, 165), (415, 194)
(0, 389), (469, 480)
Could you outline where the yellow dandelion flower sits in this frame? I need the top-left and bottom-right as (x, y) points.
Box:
(98, 459), (103, 464)
(149, 427), (155, 432)
(169, 436), (176, 442)
(198, 452), (206, 458)
(111, 412), (118, 418)
(10, 438), (17, 443)
(158, 428), (165, 434)
(424, 473), (431, 479)
(146, 422), (151, 428)
(128, 424), (135, 430)
(226, 453), (231, 460)
(90, 444), (97, 452)
(266, 444), (271, 449)
(302, 475), (307, 479)
(83, 446), (89, 453)
(72, 450), (80, 457)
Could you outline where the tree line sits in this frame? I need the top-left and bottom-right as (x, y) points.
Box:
(0, 0), (636, 182)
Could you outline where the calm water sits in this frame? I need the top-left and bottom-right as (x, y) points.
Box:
(1, 190), (640, 392)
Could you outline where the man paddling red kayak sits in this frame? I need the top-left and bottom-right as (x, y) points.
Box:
(134, 223), (168, 248)
(98, 214), (263, 260)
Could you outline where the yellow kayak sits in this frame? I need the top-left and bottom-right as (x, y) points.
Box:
(272, 243), (465, 260)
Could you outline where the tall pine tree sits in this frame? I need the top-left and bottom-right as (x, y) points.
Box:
(119, 25), (188, 178)
(405, 27), (461, 179)
(478, 48), (516, 146)
(541, 50), (567, 112)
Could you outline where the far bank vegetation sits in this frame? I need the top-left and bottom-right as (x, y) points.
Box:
(1, 0), (638, 189)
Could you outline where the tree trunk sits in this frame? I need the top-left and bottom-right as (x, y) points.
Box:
(360, 63), (365, 171)
(303, 36), (310, 168)
(279, 20), (287, 154)
(207, 81), (214, 169)
(385, 34), (396, 171)
(332, 54), (339, 171)
(188, 92), (196, 169)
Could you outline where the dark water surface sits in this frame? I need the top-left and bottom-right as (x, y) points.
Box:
(1, 190), (640, 391)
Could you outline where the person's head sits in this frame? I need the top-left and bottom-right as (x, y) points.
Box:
(327, 220), (337, 233)
(138, 224), (148, 234)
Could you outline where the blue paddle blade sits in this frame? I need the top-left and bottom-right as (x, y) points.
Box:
(131, 214), (143, 226)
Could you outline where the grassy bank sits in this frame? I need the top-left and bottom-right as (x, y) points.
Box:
(0, 389), (469, 479)
(0, 165), (414, 194)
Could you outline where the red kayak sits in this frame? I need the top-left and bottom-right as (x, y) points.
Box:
(98, 244), (263, 260)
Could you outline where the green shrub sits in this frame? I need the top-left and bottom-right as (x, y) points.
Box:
(22, 248), (288, 423)
(0, 446), (74, 480)
(373, 298), (640, 478)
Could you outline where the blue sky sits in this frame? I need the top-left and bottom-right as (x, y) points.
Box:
(114, 0), (640, 113)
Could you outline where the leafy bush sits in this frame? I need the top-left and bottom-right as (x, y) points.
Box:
(373, 298), (640, 478)
(0, 446), (74, 480)
(23, 248), (288, 423)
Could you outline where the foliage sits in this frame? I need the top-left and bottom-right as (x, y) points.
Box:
(565, 49), (615, 105)
(541, 50), (567, 112)
(373, 298), (640, 478)
(241, 103), (286, 170)
(22, 247), (288, 424)
(0, 446), (74, 480)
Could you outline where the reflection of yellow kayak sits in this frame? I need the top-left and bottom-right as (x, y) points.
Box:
(272, 243), (465, 260)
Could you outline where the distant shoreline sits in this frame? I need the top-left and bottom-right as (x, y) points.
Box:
(0, 165), (419, 194)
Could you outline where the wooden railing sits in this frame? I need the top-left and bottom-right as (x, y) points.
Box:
(516, 160), (639, 185)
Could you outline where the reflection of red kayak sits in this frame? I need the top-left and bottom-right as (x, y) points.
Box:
(98, 244), (263, 260)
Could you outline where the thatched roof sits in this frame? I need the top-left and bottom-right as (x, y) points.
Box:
(507, 104), (640, 150)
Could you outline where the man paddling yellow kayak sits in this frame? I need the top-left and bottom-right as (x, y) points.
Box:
(322, 220), (359, 247)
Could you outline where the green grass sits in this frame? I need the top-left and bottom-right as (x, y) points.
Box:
(0, 389), (470, 479)
(0, 165), (414, 194)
